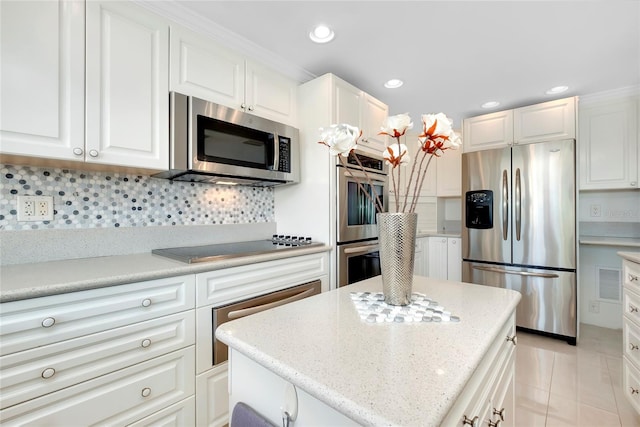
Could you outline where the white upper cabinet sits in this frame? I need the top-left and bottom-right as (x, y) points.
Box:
(0, 0), (84, 160)
(436, 135), (462, 197)
(513, 97), (576, 144)
(332, 76), (388, 156)
(85, 1), (169, 170)
(462, 110), (513, 152)
(170, 25), (297, 126)
(579, 93), (638, 190)
(463, 97), (577, 152)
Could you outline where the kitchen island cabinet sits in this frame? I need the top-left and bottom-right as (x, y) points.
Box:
(619, 251), (640, 414)
(216, 275), (521, 426)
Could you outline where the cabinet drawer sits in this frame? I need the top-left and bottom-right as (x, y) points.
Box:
(0, 347), (195, 426)
(0, 275), (195, 356)
(623, 288), (640, 325)
(1, 311), (195, 409)
(624, 317), (640, 369)
(623, 356), (640, 415)
(128, 396), (195, 427)
(624, 260), (640, 291)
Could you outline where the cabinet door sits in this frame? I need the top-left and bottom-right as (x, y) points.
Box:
(428, 237), (448, 280)
(414, 237), (428, 277)
(0, 0), (84, 161)
(514, 97), (576, 145)
(462, 110), (513, 152)
(436, 144), (462, 197)
(579, 97), (638, 190)
(360, 93), (388, 155)
(86, 1), (169, 170)
(169, 25), (244, 109)
(195, 363), (229, 427)
(333, 77), (362, 129)
(245, 61), (298, 126)
(447, 238), (462, 281)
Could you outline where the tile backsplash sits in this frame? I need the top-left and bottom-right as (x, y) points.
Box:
(0, 164), (274, 230)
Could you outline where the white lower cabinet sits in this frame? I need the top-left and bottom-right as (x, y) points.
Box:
(0, 275), (196, 424)
(621, 256), (640, 413)
(130, 396), (196, 427)
(196, 363), (229, 427)
(428, 237), (462, 281)
(414, 237), (428, 276)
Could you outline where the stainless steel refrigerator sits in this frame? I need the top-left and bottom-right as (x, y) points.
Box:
(461, 139), (577, 344)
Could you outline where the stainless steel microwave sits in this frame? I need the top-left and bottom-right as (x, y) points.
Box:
(154, 92), (300, 186)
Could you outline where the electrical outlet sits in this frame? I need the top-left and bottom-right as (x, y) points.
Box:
(590, 204), (601, 217)
(17, 195), (54, 221)
(589, 300), (600, 314)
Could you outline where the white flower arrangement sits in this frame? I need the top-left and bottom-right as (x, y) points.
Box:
(319, 113), (461, 213)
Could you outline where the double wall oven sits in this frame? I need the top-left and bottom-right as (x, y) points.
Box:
(336, 151), (388, 287)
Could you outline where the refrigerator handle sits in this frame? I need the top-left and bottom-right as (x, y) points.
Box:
(515, 168), (521, 241)
(471, 265), (559, 279)
(502, 170), (509, 241)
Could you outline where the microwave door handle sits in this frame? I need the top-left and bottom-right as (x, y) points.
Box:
(272, 135), (280, 171)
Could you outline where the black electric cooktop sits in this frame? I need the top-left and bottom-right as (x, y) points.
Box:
(152, 238), (321, 264)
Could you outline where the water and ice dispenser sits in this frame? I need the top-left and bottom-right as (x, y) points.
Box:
(465, 190), (493, 229)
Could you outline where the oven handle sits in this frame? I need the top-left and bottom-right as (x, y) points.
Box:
(343, 244), (379, 255)
(341, 169), (387, 183)
(227, 287), (317, 320)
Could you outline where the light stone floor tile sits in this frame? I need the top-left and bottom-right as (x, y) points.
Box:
(515, 324), (638, 426)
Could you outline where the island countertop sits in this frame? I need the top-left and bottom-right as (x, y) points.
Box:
(216, 275), (521, 426)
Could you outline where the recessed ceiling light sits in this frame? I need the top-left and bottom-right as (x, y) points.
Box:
(481, 101), (500, 109)
(384, 79), (404, 89)
(309, 25), (334, 43)
(545, 85), (569, 95)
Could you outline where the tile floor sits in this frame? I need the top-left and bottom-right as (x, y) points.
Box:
(515, 324), (640, 426)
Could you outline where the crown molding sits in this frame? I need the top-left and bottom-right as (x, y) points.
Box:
(579, 85), (640, 105)
(132, 0), (316, 84)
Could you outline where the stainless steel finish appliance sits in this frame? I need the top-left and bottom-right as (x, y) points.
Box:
(153, 92), (300, 186)
(212, 280), (321, 365)
(337, 240), (380, 288)
(152, 238), (320, 264)
(336, 150), (388, 287)
(462, 139), (577, 344)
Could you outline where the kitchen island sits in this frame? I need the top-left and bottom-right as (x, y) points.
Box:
(216, 275), (521, 426)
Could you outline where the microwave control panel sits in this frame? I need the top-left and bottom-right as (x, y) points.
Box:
(278, 136), (291, 172)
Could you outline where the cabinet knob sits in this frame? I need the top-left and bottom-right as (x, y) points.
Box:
(630, 304), (639, 314)
(41, 368), (56, 379)
(630, 343), (639, 351)
(493, 407), (505, 421)
(506, 335), (517, 346)
(41, 317), (56, 328)
(141, 339), (152, 348)
(141, 387), (151, 398)
(247, 105), (254, 111)
(141, 298), (152, 307)
(88, 149), (99, 158)
(240, 103), (246, 110)
(462, 415), (479, 427)
(631, 182), (637, 187)
(73, 147), (83, 156)
(630, 274), (639, 282)
(361, 138), (369, 143)
(631, 387), (639, 395)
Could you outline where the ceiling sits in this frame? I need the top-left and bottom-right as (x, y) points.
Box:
(150, 1), (640, 129)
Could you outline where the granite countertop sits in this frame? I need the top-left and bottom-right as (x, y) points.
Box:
(579, 236), (640, 248)
(216, 275), (521, 426)
(0, 245), (331, 303)
(619, 251), (640, 264)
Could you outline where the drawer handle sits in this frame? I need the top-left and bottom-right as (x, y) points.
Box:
(631, 387), (639, 395)
(141, 387), (151, 398)
(41, 317), (56, 328)
(493, 407), (505, 421)
(41, 368), (56, 379)
(141, 339), (151, 348)
(462, 415), (479, 427)
(488, 420), (502, 427)
(506, 335), (517, 346)
(631, 343), (639, 351)
(631, 274), (639, 282)
(141, 298), (152, 308)
(630, 304), (639, 314)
